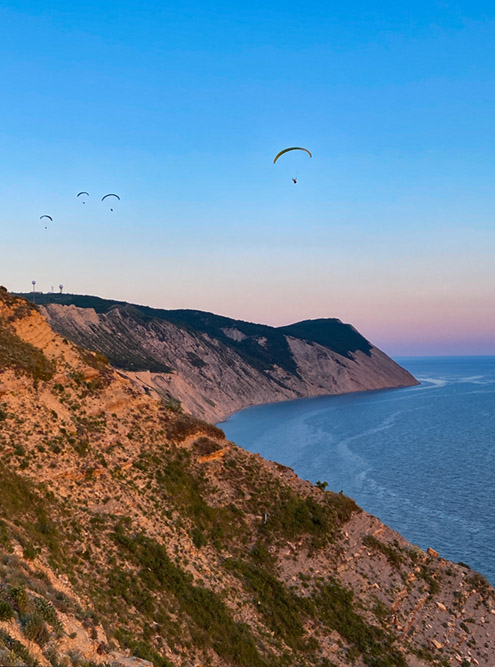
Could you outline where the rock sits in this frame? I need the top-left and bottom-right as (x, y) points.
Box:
(436, 601), (447, 612)
(110, 658), (153, 667)
(427, 547), (439, 558)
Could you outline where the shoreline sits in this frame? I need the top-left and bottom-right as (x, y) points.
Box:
(216, 379), (420, 425)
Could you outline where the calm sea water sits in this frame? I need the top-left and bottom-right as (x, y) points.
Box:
(221, 357), (495, 583)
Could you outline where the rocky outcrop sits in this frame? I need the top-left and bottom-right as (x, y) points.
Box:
(31, 296), (418, 422)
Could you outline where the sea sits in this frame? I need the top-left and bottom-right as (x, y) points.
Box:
(221, 357), (495, 584)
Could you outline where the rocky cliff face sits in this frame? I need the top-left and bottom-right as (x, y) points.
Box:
(1, 287), (494, 667)
(19, 294), (419, 422)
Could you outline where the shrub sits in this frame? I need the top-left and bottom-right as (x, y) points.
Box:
(10, 587), (32, 615)
(0, 322), (55, 381)
(313, 578), (407, 666)
(0, 628), (36, 665)
(23, 544), (39, 560)
(224, 558), (310, 651)
(0, 599), (14, 621)
(363, 535), (404, 568)
(23, 613), (50, 646)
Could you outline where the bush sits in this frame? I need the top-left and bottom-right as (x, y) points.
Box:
(23, 544), (39, 560)
(224, 558), (310, 650)
(363, 535), (404, 568)
(23, 613), (50, 646)
(313, 578), (407, 666)
(0, 321), (55, 381)
(34, 597), (63, 632)
(0, 628), (36, 665)
(262, 490), (357, 548)
(0, 599), (14, 621)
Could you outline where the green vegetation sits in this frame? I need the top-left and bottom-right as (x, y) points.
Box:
(0, 628), (36, 666)
(313, 578), (407, 666)
(466, 572), (494, 600)
(279, 318), (372, 358)
(259, 487), (358, 549)
(154, 448), (243, 547)
(363, 535), (405, 569)
(113, 527), (269, 667)
(224, 557), (310, 651)
(0, 599), (14, 621)
(114, 628), (174, 667)
(0, 463), (62, 563)
(0, 324), (55, 381)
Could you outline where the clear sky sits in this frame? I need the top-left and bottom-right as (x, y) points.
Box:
(1, 1), (494, 355)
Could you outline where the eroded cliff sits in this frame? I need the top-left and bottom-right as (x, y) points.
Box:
(17, 294), (420, 422)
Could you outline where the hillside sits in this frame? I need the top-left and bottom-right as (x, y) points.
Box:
(16, 292), (418, 422)
(1, 287), (494, 667)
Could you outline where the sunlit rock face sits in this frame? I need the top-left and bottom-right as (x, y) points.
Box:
(30, 294), (418, 421)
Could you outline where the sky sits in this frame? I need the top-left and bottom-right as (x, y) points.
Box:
(1, 1), (494, 355)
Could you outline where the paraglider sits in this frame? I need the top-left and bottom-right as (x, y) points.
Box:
(101, 193), (120, 212)
(273, 147), (312, 164)
(273, 147), (312, 183)
(77, 191), (89, 204)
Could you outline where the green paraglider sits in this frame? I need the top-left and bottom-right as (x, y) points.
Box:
(273, 147), (312, 164)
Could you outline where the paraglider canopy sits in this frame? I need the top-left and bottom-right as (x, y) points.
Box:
(77, 192), (89, 197)
(101, 194), (120, 211)
(273, 147), (312, 164)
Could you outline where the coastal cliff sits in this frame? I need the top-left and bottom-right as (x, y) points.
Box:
(1, 287), (494, 667)
(16, 293), (418, 421)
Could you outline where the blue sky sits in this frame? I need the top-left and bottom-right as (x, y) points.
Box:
(1, 1), (494, 354)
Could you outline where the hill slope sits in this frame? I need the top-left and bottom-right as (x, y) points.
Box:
(16, 293), (418, 421)
(1, 287), (494, 667)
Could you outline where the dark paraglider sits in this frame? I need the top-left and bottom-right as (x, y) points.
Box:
(77, 191), (89, 204)
(101, 193), (120, 211)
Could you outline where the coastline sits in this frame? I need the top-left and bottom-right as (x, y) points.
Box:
(216, 379), (420, 425)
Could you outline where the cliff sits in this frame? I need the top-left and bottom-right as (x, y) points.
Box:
(15, 293), (418, 422)
(1, 287), (494, 667)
